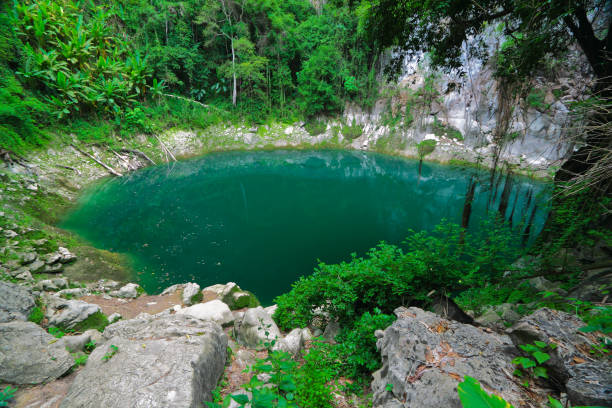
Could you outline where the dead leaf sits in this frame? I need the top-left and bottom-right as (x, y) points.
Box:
(573, 356), (586, 364)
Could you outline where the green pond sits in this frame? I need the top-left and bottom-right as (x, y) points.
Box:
(60, 150), (550, 304)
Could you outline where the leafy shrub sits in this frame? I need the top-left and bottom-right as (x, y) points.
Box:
(341, 119), (363, 140)
(335, 309), (396, 379)
(526, 90), (549, 110)
(274, 220), (519, 330)
(49, 326), (67, 338)
(304, 119), (327, 136)
(294, 341), (340, 408)
(73, 353), (88, 367)
(417, 139), (436, 159)
(297, 45), (343, 116)
(27, 306), (44, 324)
(12, 0), (153, 120)
(0, 386), (17, 408)
(512, 341), (555, 386)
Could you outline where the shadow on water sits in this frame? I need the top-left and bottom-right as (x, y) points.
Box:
(60, 150), (551, 304)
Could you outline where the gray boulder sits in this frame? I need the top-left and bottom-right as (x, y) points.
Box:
(109, 282), (140, 298)
(60, 314), (227, 408)
(19, 252), (37, 264)
(507, 308), (611, 406)
(28, 259), (45, 273)
(202, 282), (258, 310)
(177, 300), (234, 326)
(272, 328), (304, 355)
(234, 306), (281, 348)
(0, 280), (35, 323)
(372, 307), (535, 408)
(0, 321), (73, 384)
(46, 298), (101, 329)
(58, 246), (77, 263)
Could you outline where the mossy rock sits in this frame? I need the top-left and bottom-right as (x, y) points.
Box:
(72, 311), (109, 333)
(223, 289), (260, 310)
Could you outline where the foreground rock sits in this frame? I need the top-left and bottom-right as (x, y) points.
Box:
(372, 307), (536, 408)
(234, 306), (281, 348)
(507, 308), (612, 406)
(0, 321), (73, 384)
(60, 314), (227, 408)
(0, 280), (35, 323)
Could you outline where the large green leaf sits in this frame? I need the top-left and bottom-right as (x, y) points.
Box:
(457, 376), (514, 408)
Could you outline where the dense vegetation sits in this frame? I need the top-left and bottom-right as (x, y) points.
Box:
(1, 0), (378, 154)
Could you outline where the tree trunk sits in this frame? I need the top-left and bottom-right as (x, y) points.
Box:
(231, 37), (237, 106)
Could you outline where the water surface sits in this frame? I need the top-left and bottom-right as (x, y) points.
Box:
(61, 150), (549, 304)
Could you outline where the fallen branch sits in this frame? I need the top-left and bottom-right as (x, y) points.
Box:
(154, 136), (176, 162)
(71, 144), (122, 177)
(118, 148), (156, 165)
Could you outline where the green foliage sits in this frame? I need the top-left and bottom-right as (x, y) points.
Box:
(294, 340), (340, 408)
(335, 309), (396, 378)
(102, 344), (119, 362)
(454, 282), (540, 315)
(12, 0), (153, 120)
(512, 341), (556, 386)
(28, 306), (44, 324)
(341, 119), (363, 140)
(431, 119), (463, 141)
(0, 386), (17, 408)
(73, 353), (88, 367)
(304, 119), (327, 136)
(49, 326), (67, 338)
(72, 311), (109, 333)
(526, 90), (549, 111)
(84, 340), (97, 354)
(457, 376), (513, 408)
(298, 44), (343, 116)
(274, 219), (519, 330)
(417, 139), (436, 159)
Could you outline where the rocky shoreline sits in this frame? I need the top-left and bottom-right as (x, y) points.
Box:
(1, 274), (610, 407)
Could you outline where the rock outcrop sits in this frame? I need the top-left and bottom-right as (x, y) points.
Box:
(203, 282), (259, 310)
(0, 280), (35, 323)
(0, 321), (73, 384)
(60, 313), (227, 408)
(507, 308), (612, 406)
(234, 306), (281, 349)
(372, 307), (537, 408)
(45, 297), (101, 329)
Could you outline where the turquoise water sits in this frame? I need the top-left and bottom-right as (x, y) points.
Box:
(60, 150), (550, 304)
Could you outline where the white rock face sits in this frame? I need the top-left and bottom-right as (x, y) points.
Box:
(181, 282), (201, 305)
(110, 283), (140, 299)
(176, 300), (233, 326)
